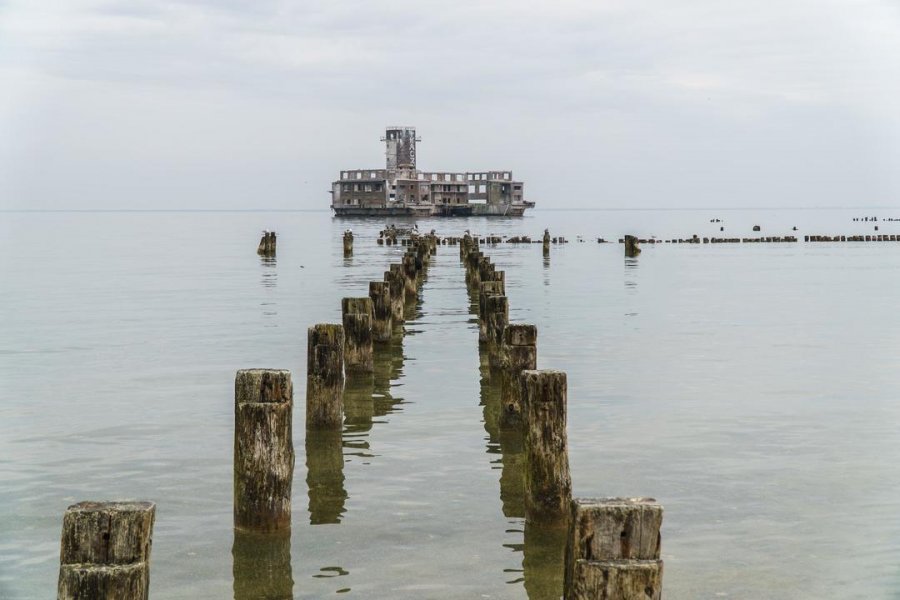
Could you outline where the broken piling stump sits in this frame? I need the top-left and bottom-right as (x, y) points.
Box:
(484, 295), (509, 367)
(234, 369), (294, 532)
(257, 231), (277, 256)
(368, 281), (392, 343)
(341, 297), (374, 373)
(478, 281), (505, 343)
(386, 266), (406, 325)
(342, 230), (353, 256)
(563, 497), (664, 600)
(624, 235), (641, 257)
(499, 324), (537, 429)
(58, 501), (156, 600)
(306, 324), (344, 430)
(521, 370), (572, 524)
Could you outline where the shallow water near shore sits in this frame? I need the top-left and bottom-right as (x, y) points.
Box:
(1, 208), (900, 599)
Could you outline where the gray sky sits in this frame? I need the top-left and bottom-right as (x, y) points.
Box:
(2, 0), (899, 210)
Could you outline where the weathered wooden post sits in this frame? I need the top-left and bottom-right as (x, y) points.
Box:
(342, 230), (353, 257)
(402, 254), (418, 297)
(341, 297), (374, 373)
(234, 369), (294, 532)
(385, 266), (405, 325)
(257, 231), (277, 256)
(369, 281), (392, 343)
(543, 229), (551, 254)
(306, 324), (344, 430)
(484, 295), (509, 367)
(58, 501), (156, 600)
(521, 370), (571, 524)
(563, 497), (663, 600)
(624, 235), (641, 257)
(499, 324), (537, 429)
(478, 281), (505, 342)
(466, 250), (483, 291)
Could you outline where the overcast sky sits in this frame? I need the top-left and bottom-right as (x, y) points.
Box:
(1, 0), (899, 210)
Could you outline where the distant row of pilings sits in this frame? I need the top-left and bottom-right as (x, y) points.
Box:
(459, 233), (665, 599)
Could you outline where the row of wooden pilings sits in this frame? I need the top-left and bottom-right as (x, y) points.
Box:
(54, 234), (439, 599)
(460, 233), (664, 600)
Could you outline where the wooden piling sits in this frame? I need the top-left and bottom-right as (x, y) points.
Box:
(624, 235), (641, 257)
(521, 370), (572, 524)
(478, 281), (505, 343)
(369, 281), (392, 343)
(342, 230), (353, 256)
(306, 324), (344, 430)
(543, 229), (551, 254)
(402, 254), (418, 297)
(58, 501), (156, 600)
(385, 266), (406, 325)
(341, 297), (374, 373)
(499, 324), (537, 429)
(257, 231), (276, 256)
(484, 295), (509, 367)
(234, 369), (294, 532)
(563, 497), (663, 600)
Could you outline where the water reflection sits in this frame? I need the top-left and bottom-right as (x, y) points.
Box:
(522, 521), (567, 600)
(373, 334), (406, 419)
(343, 373), (375, 458)
(260, 256), (277, 324)
(624, 256), (639, 294)
(232, 529), (293, 600)
(305, 430), (347, 525)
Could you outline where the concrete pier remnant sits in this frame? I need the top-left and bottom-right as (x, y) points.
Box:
(306, 324), (344, 431)
(234, 369), (295, 532)
(258, 231), (277, 256)
(499, 324), (537, 429)
(563, 497), (663, 600)
(521, 370), (572, 524)
(341, 297), (374, 373)
(58, 501), (156, 600)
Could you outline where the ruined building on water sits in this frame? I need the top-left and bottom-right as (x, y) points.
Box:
(331, 126), (534, 217)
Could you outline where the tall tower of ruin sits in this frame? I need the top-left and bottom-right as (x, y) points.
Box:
(382, 126), (420, 170)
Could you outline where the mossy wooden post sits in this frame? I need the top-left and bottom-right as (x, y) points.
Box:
(478, 281), (505, 342)
(466, 250), (483, 291)
(543, 229), (551, 254)
(484, 295), (509, 367)
(624, 235), (641, 257)
(306, 324), (344, 430)
(342, 230), (353, 257)
(58, 501), (156, 600)
(368, 281), (392, 343)
(341, 298), (374, 373)
(258, 231), (276, 256)
(478, 256), (494, 285)
(521, 370), (571, 524)
(234, 369), (294, 532)
(563, 497), (663, 600)
(500, 324), (537, 429)
(385, 267), (405, 325)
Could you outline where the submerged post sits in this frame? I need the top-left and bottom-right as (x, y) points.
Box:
(341, 297), (374, 373)
(58, 501), (156, 600)
(234, 369), (294, 532)
(342, 230), (353, 257)
(624, 235), (641, 257)
(369, 281), (392, 343)
(521, 370), (571, 524)
(563, 497), (664, 600)
(306, 324), (344, 430)
(499, 324), (537, 429)
(257, 231), (277, 256)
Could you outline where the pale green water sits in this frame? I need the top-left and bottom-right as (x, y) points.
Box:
(1, 209), (899, 599)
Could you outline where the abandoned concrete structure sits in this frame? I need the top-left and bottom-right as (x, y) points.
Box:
(331, 127), (534, 217)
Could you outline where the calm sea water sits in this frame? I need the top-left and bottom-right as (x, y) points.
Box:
(1, 209), (899, 599)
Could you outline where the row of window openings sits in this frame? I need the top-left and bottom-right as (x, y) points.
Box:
(344, 183), (521, 194)
(341, 171), (513, 182)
